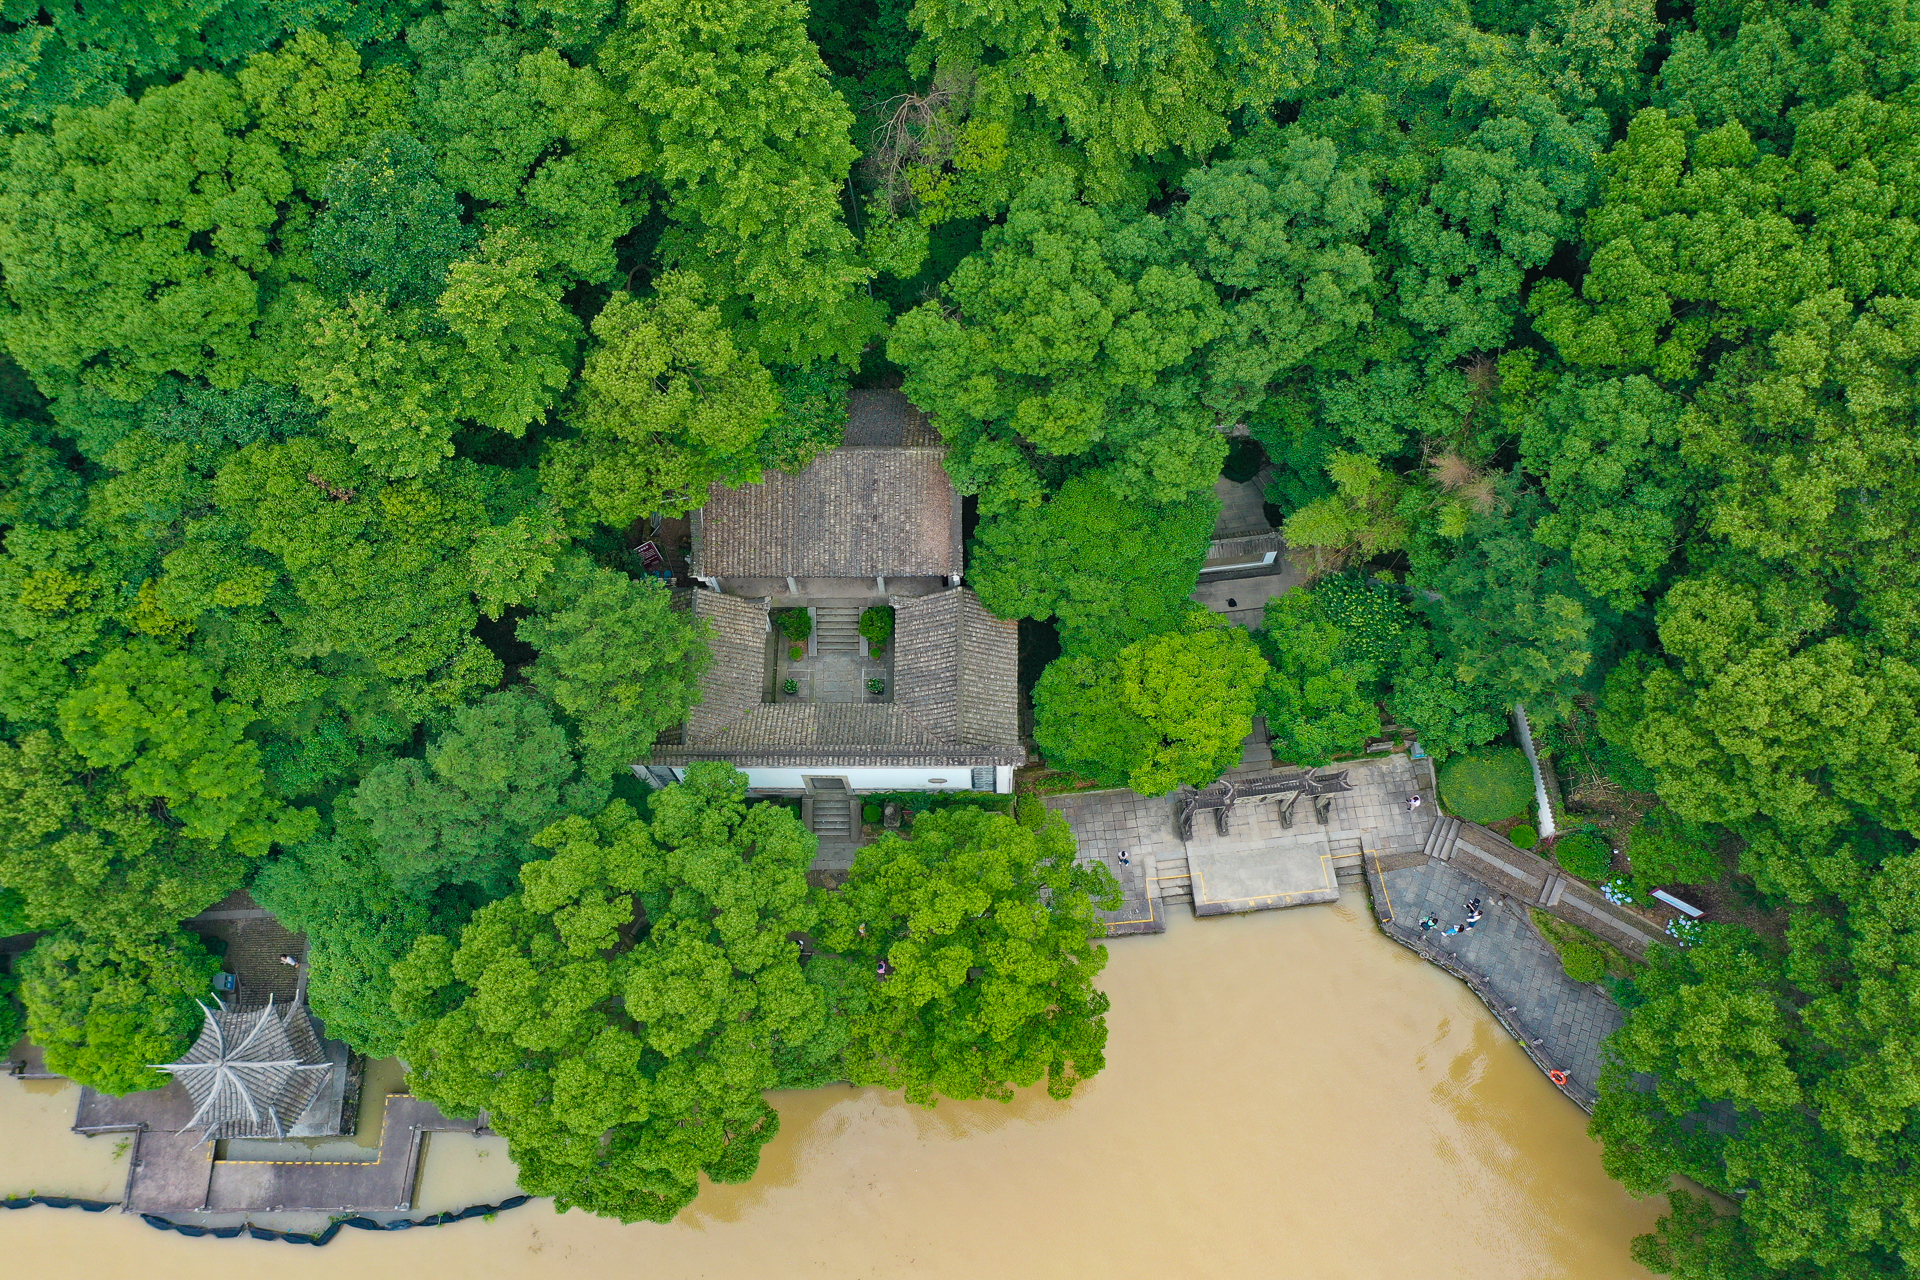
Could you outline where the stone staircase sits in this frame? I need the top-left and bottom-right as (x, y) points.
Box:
(1154, 852), (1194, 906)
(1329, 835), (1367, 891)
(1421, 815), (1462, 862)
(808, 789), (853, 840)
(813, 604), (863, 654)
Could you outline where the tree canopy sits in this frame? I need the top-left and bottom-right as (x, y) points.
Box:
(2, 0), (1918, 1261)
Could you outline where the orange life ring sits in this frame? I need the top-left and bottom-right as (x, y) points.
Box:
(1548, 1070), (1569, 1086)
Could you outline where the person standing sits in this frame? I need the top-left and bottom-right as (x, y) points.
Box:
(1407, 794), (1423, 813)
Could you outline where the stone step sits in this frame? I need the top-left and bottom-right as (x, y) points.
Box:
(813, 606), (864, 653)
(1421, 816), (1461, 862)
(809, 795), (852, 835)
(1161, 888), (1194, 906)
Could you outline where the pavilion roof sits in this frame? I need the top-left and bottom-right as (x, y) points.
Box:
(156, 993), (334, 1144)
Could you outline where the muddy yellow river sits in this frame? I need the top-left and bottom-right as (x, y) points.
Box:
(0, 902), (1662, 1278)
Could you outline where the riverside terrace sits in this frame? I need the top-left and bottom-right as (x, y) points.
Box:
(1044, 750), (1686, 1112)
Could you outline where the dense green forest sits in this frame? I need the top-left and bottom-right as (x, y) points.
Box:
(1, 0), (1917, 1267)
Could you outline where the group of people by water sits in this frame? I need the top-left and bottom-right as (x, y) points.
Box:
(1419, 898), (1482, 937)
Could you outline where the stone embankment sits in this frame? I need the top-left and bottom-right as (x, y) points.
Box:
(1049, 753), (1670, 1111)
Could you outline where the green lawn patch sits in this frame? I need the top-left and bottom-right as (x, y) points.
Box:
(1438, 747), (1533, 822)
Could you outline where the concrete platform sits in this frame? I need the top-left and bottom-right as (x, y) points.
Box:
(1185, 819), (1339, 915)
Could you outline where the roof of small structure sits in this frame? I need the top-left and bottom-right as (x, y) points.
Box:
(844, 389), (940, 446)
(156, 993), (334, 1144)
(653, 587), (1023, 768)
(691, 392), (958, 580)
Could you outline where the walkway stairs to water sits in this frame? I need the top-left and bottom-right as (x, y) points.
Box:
(1153, 852), (1193, 906)
(813, 605), (863, 654)
(1329, 835), (1368, 891)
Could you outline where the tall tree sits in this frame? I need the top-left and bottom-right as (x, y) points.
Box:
(890, 170), (1228, 513)
(966, 474), (1218, 659)
(350, 687), (607, 899)
(390, 765), (839, 1222)
(516, 557), (711, 780)
(822, 805), (1119, 1104)
(1034, 613), (1269, 794)
(18, 927), (221, 1095)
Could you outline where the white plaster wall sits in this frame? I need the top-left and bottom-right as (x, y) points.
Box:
(740, 767), (984, 792)
(644, 766), (1013, 793)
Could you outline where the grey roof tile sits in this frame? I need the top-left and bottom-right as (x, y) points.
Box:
(692, 446), (959, 578)
(656, 586), (1023, 768)
(684, 592), (769, 740)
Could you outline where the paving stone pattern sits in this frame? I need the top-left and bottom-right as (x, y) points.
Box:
(1212, 471), (1273, 537)
(1043, 789), (1182, 936)
(1371, 858), (1623, 1110)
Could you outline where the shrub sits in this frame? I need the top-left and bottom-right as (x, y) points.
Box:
(859, 606), (894, 650)
(1509, 823), (1538, 849)
(866, 678), (885, 695)
(1016, 792), (1046, 828)
(1222, 438), (1266, 483)
(1313, 573), (1412, 680)
(1437, 748), (1533, 822)
(1559, 943), (1606, 984)
(1627, 807), (1723, 886)
(774, 608), (811, 640)
(789, 643), (804, 660)
(862, 803), (881, 823)
(1554, 832), (1612, 881)
(782, 678), (797, 696)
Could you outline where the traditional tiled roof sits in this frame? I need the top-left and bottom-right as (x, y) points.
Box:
(684, 592), (770, 740)
(156, 993), (333, 1144)
(652, 587), (1024, 768)
(691, 447), (960, 579)
(844, 389), (940, 446)
(893, 589), (1021, 748)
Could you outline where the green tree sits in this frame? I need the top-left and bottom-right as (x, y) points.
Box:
(1255, 590), (1381, 766)
(390, 765), (837, 1222)
(541, 282), (778, 525)
(517, 557), (711, 779)
(890, 170), (1227, 513)
(1409, 494), (1607, 726)
(966, 475), (1218, 658)
(598, 0), (881, 363)
(58, 638), (314, 858)
(1520, 374), (1693, 608)
(1034, 614), (1269, 795)
(169, 436), (508, 721)
(350, 687), (607, 899)
(1281, 451), (1414, 566)
(250, 833), (437, 1057)
(310, 131), (476, 307)
(18, 927), (221, 1095)
(821, 805), (1119, 1104)
(0, 730), (257, 938)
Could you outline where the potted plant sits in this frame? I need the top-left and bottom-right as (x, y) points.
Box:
(782, 678), (798, 697)
(867, 678), (885, 696)
(859, 606), (894, 658)
(789, 643), (805, 660)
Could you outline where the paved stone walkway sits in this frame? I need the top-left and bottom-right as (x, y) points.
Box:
(1212, 471), (1273, 537)
(1045, 755), (1435, 930)
(1368, 857), (1624, 1110)
(1044, 789), (1179, 936)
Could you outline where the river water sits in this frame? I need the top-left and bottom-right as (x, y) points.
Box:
(0, 902), (1662, 1278)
